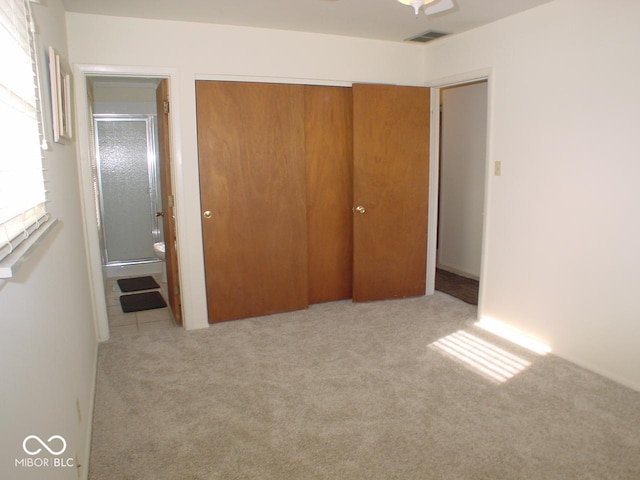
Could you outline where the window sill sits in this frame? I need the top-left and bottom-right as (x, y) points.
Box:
(0, 218), (58, 278)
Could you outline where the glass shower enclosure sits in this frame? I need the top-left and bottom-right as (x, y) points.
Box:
(94, 115), (163, 273)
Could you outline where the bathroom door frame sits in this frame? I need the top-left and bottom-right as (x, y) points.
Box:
(74, 64), (185, 341)
(93, 114), (162, 266)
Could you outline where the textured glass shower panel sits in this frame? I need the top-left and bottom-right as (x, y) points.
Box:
(97, 119), (155, 263)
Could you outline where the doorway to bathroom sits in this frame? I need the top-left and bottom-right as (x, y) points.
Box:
(86, 75), (182, 326)
(89, 77), (163, 276)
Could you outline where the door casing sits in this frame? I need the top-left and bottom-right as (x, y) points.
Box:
(425, 68), (493, 316)
(73, 65), (186, 340)
(196, 81), (431, 321)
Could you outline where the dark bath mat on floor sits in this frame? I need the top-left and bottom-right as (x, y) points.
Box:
(120, 291), (167, 313)
(117, 276), (160, 293)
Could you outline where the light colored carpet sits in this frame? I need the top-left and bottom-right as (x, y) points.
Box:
(89, 292), (640, 479)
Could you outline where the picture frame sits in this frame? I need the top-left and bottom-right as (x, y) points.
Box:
(48, 46), (73, 143)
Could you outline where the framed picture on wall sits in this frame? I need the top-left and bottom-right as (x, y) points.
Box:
(48, 46), (73, 143)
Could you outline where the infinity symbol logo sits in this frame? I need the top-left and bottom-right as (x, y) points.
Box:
(22, 435), (67, 456)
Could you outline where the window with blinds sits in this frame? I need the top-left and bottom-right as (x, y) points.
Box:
(0, 0), (49, 270)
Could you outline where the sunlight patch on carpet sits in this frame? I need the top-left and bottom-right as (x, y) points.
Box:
(430, 330), (532, 383)
(475, 316), (551, 356)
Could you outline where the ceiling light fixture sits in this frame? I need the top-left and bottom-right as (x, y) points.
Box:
(398, 0), (435, 16)
(397, 0), (455, 17)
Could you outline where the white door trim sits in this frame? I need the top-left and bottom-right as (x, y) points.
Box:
(73, 64), (186, 341)
(425, 68), (493, 317)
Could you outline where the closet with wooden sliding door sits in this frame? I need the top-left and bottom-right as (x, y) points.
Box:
(196, 80), (430, 324)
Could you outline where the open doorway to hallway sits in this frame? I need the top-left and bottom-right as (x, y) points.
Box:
(435, 80), (488, 305)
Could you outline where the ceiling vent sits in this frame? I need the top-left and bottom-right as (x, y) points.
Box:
(405, 30), (449, 43)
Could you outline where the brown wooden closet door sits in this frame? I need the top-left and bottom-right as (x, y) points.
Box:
(352, 84), (430, 302)
(305, 85), (353, 304)
(196, 81), (308, 323)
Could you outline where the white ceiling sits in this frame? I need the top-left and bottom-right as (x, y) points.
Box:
(62, 0), (555, 43)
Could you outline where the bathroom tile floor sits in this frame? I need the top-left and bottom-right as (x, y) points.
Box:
(104, 275), (178, 339)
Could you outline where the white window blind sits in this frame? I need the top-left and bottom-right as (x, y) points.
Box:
(0, 0), (48, 264)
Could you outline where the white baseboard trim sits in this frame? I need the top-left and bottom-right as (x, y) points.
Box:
(80, 339), (99, 480)
(551, 350), (640, 394)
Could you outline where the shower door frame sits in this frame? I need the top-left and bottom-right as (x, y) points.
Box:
(94, 114), (162, 266)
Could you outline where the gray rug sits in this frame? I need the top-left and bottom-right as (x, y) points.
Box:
(90, 293), (640, 479)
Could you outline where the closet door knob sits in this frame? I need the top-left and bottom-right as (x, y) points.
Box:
(203, 210), (213, 219)
(353, 205), (366, 214)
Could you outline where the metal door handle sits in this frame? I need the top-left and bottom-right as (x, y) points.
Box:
(353, 205), (366, 214)
(203, 210), (212, 219)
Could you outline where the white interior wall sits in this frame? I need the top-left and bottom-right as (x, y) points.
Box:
(438, 82), (487, 278)
(0, 1), (98, 478)
(65, 13), (427, 330)
(424, 0), (640, 390)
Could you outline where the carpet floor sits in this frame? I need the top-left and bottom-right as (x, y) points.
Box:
(89, 293), (640, 479)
